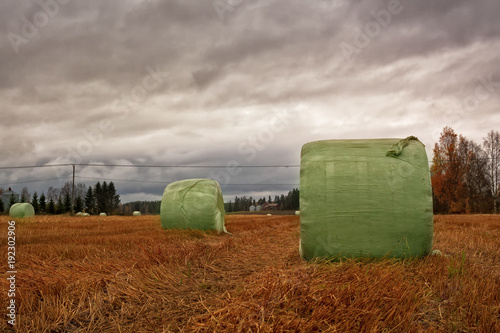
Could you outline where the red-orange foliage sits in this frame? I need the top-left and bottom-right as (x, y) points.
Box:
(431, 127), (467, 213)
(432, 127), (491, 213)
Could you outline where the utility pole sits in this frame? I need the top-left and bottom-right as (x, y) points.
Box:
(72, 164), (75, 215)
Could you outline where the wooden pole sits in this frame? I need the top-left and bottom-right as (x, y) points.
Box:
(72, 165), (75, 214)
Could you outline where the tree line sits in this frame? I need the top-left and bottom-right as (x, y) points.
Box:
(0, 181), (120, 215)
(431, 127), (499, 214)
(225, 188), (300, 212)
(119, 201), (161, 215)
(117, 189), (301, 215)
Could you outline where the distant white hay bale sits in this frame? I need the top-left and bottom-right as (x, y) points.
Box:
(295, 211), (300, 216)
(133, 211), (141, 216)
(83, 213), (90, 216)
(267, 214), (272, 216)
(76, 212), (84, 216)
(9, 203), (35, 218)
(100, 213), (107, 216)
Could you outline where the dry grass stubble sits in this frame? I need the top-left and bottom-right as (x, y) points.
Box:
(0, 214), (498, 332)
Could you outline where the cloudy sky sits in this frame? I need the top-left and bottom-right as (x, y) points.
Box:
(1, 0), (499, 203)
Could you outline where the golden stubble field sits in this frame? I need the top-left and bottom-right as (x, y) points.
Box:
(0, 214), (499, 332)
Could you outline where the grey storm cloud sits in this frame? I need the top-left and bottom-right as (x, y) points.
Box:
(1, 0), (499, 202)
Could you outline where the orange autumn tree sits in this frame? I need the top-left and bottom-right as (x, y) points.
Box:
(431, 127), (468, 213)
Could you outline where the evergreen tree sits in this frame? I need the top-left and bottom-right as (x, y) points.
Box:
(48, 198), (56, 214)
(100, 181), (109, 214)
(8, 194), (17, 210)
(95, 182), (104, 214)
(75, 195), (84, 213)
(56, 196), (64, 214)
(107, 182), (120, 214)
(292, 188), (300, 210)
(84, 186), (94, 214)
(39, 193), (47, 214)
(31, 192), (39, 213)
(234, 196), (240, 212)
(63, 193), (72, 213)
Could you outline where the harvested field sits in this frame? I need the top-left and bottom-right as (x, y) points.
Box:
(1, 214), (499, 332)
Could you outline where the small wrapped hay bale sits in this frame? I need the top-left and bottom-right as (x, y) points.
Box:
(100, 213), (107, 216)
(133, 211), (141, 216)
(299, 137), (433, 260)
(161, 179), (226, 232)
(76, 212), (84, 216)
(9, 203), (35, 218)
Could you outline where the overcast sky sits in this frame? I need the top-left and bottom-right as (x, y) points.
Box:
(1, 0), (499, 203)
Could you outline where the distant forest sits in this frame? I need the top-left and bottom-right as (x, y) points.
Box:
(0, 181), (120, 215)
(119, 188), (300, 215)
(225, 188), (300, 212)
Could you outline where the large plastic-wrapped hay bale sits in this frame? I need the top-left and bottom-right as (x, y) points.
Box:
(300, 137), (433, 260)
(161, 179), (227, 232)
(9, 203), (35, 218)
(100, 213), (107, 216)
(133, 211), (141, 216)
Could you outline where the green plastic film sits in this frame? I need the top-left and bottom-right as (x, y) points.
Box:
(299, 138), (433, 260)
(9, 203), (35, 218)
(160, 179), (226, 232)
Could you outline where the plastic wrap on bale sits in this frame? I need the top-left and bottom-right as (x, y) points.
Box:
(160, 179), (227, 233)
(299, 137), (433, 260)
(9, 203), (35, 218)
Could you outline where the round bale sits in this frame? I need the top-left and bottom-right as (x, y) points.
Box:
(9, 203), (35, 218)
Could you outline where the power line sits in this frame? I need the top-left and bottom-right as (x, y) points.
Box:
(0, 177), (72, 187)
(0, 164), (71, 170)
(78, 164), (300, 168)
(76, 176), (298, 186)
(0, 163), (300, 170)
(76, 176), (169, 184)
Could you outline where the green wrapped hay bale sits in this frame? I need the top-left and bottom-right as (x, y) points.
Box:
(300, 137), (433, 260)
(133, 211), (141, 216)
(161, 179), (226, 232)
(9, 203), (35, 218)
